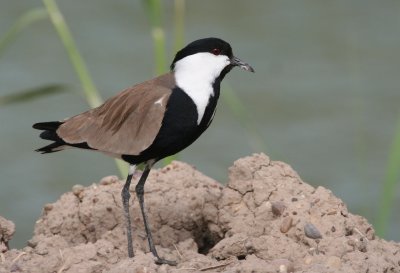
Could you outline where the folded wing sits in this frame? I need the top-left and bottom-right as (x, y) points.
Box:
(56, 73), (174, 155)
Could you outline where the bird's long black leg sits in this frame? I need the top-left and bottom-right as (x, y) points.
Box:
(136, 161), (177, 266)
(121, 164), (136, 258)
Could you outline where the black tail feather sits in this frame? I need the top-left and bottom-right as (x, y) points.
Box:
(35, 142), (65, 154)
(39, 130), (59, 141)
(32, 121), (62, 131)
(33, 121), (63, 142)
(33, 120), (94, 153)
(33, 121), (65, 153)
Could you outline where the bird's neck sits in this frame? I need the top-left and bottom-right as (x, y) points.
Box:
(173, 70), (220, 125)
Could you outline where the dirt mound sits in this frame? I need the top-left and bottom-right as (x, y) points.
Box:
(1, 153), (399, 272)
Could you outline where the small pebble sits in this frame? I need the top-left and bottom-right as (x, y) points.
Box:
(346, 238), (357, 251)
(35, 246), (49, 255)
(358, 239), (368, 252)
(345, 226), (353, 236)
(347, 239), (356, 246)
(365, 226), (375, 240)
(244, 240), (255, 254)
(271, 259), (294, 273)
(279, 265), (287, 273)
(308, 247), (317, 255)
(99, 175), (119, 185)
(27, 239), (38, 248)
(326, 256), (341, 269)
(310, 198), (320, 207)
(43, 203), (53, 212)
(304, 256), (313, 265)
(280, 217), (293, 233)
(271, 201), (286, 216)
(72, 184), (85, 196)
(304, 222), (322, 239)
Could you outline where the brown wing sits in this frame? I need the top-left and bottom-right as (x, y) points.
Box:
(57, 73), (175, 155)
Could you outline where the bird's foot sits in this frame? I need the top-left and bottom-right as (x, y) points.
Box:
(154, 257), (177, 266)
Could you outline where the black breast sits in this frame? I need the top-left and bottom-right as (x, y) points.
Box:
(122, 84), (220, 164)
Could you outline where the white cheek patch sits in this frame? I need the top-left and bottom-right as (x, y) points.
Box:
(174, 52), (229, 124)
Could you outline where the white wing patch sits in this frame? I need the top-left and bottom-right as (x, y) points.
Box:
(174, 52), (229, 124)
(154, 95), (165, 106)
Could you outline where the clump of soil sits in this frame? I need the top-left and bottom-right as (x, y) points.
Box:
(1, 153), (399, 272)
(0, 216), (15, 254)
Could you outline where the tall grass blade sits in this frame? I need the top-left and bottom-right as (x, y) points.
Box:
(0, 84), (65, 106)
(42, 0), (127, 176)
(143, 0), (167, 75)
(42, 0), (102, 108)
(0, 8), (48, 58)
(173, 0), (185, 52)
(376, 117), (400, 236)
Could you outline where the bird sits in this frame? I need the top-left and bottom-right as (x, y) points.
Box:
(33, 37), (254, 265)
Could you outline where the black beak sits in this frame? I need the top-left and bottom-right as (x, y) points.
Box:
(231, 56), (255, 72)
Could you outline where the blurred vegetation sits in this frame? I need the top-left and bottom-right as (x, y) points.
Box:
(377, 117), (400, 235)
(0, 8), (65, 107)
(0, 85), (65, 106)
(43, 0), (102, 108)
(1, 0), (398, 238)
(43, 0), (127, 175)
(143, 0), (167, 75)
(0, 8), (48, 57)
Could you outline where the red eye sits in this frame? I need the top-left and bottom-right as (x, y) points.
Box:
(211, 48), (221, 55)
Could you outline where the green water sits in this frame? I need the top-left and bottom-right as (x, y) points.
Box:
(1, 0), (399, 248)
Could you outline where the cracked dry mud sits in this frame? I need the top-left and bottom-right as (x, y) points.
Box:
(1, 153), (399, 273)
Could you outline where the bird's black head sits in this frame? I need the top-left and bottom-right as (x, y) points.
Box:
(170, 38), (254, 77)
(171, 38), (233, 69)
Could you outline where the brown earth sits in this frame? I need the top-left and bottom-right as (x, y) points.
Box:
(0, 153), (399, 273)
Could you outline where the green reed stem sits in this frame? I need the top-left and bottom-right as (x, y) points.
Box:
(173, 0), (185, 52)
(144, 0), (167, 75)
(42, 0), (102, 108)
(42, 0), (127, 176)
(376, 116), (400, 236)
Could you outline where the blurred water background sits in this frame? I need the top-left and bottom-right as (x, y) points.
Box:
(1, 0), (399, 248)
